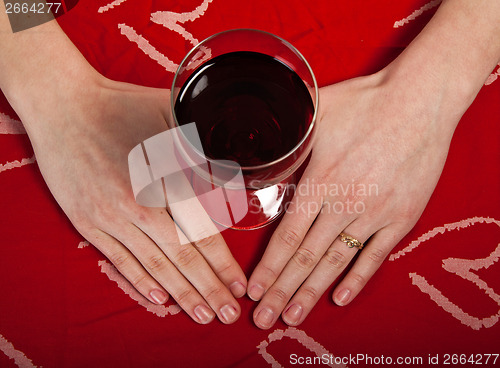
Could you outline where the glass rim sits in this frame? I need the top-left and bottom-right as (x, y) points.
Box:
(170, 28), (319, 171)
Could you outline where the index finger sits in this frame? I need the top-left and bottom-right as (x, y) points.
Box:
(164, 171), (247, 298)
(128, 125), (247, 296)
(247, 176), (323, 301)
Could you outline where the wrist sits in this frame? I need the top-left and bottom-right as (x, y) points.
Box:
(371, 61), (460, 144)
(3, 57), (103, 127)
(381, 47), (476, 124)
(374, 0), (500, 138)
(0, 13), (103, 128)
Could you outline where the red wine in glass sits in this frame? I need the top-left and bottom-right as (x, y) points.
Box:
(171, 29), (318, 230)
(174, 51), (314, 169)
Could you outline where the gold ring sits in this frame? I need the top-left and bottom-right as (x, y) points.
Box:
(339, 233), (364, 250)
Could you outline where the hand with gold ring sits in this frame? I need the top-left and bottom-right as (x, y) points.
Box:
(246, 0), (500, 329)
(339, 233), (364, 250)
(246, 72), (454, 329)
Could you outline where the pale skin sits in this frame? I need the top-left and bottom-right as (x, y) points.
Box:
(248, 0), (500, 328)
(0, 2), (247, 326)
(1, 0), (499, 328)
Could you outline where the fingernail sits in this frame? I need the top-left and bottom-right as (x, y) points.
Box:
(229, 282), (246, 298)
(248, 284), (265, 301)
(150, 289), (168, 305)
(335, 289), (351, 306)
(194, 305), (215, 324)
(256, 307), (275, 329)
(220, 304), (238, 324)
(283, 304), (303, 325)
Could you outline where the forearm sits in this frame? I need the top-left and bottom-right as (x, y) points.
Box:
(0, 1), (98, 127)
(383, 0), (500, 130)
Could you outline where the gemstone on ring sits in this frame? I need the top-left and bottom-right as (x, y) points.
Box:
(339, 233), (364, 250)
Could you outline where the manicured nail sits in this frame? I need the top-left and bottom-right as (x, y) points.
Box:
(283, 304), (303, 325)
(150, 289), (168, 305)
(220, 304), (238, 324)
(194, 305), (215, 324)
(335, 289), (351, 306)
(229, 282), (246, 298)
(248, 284), (265, 301)
(256, 307), (275, 329)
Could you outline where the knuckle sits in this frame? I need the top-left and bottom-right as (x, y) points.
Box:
(269, 286), (289, 303)
(349, 272), (367, 287)
(122, 200), (170, 228)
(291, 248), (317, 269)
(92, 202), (114, 224)
(174, 288), (194, 305)
(108, 251), (130, 269)
(203, 285), (225, 301)
(300, 285), (319, 301)
(366, 247), (387, 265)
(275, 227), (302, 251)
(118, 196), (137, 214)
(324, 249), (347, 269)
(396, 200), (421, 223)
(130, 272), (148, 289)
(214, 261), (233, 276)
(174, 246), (199, 268)
(146, 254), (168, 272)
(131, 205), (152, 224)
(193, 234), (219, 250)
(159, 237), (182, 250)
(259, 263), (280, 279)
(70, 212), (91, 230)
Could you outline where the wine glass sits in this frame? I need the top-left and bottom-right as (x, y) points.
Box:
(170, 28), (318, 230)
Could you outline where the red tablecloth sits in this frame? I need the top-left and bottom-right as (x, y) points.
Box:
(1, 0), (499, 367)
